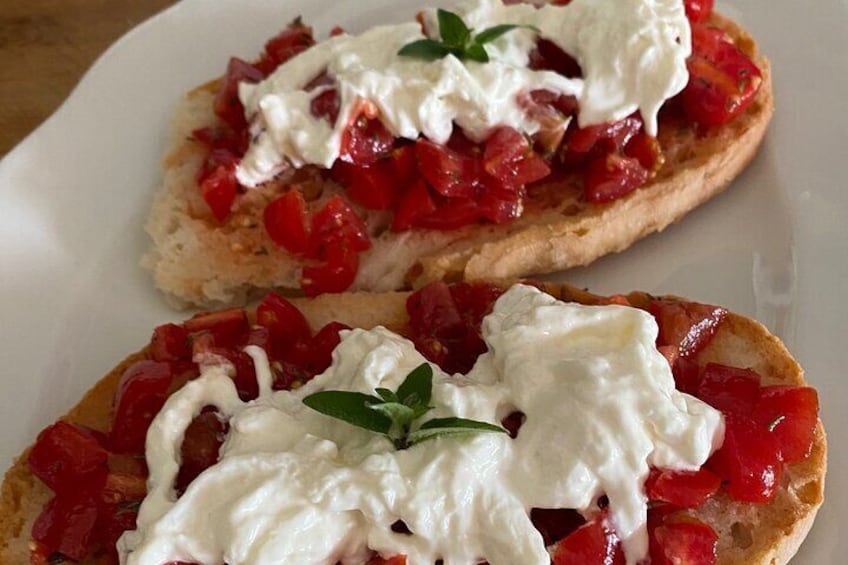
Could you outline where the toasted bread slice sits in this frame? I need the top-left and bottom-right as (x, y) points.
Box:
(143, 13), (774, 308)
(0, 283), (824, 564)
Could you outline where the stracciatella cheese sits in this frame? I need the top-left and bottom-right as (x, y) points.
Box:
(236, 0), (691, 186)
(118, 285), (722, 565)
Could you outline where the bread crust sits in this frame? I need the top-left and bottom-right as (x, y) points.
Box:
(0, 284), (824, 564)
(143, 13), (773, 308)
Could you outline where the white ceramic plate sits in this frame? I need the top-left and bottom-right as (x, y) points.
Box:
(0, 0), (845, 560)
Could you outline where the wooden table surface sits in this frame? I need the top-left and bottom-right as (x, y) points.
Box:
(0, 0), (178, 157)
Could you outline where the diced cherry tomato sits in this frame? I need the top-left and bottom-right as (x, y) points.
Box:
(684, 0), (714, 24)
(339, 115), (394, 166)
(28, 422), (108, 493)
(200, 158), (239, 223)
(302, 321), (350, 376)
(256, 291), (312, 354)
(645, 468), (721, 508)
(256, 20), (315, 73)
(264, 190), (311, 255)
(522, 90), (575, 156)
(477, 182), (525, 224)
(650, 516), (718, 565)
(624, 132), (664, 174)
(648, 298), (727, 358)
(754, 386), (819, 463)
(310, 87), (340, 123)
(413, 197), (481, 231)
(551, 512), (625, 565)
(184, 308), (250, 349)
(483, 127), (551, 186)
(176, 410), (228, 494)
(681, 25), (762, 127)
(449, 282), (504, 325)
(584, 154), (649, 203)
(97, 504), (140, 565)
(32, 480), (101, 561)
(530, 508), (586, 545)
(697, 363), (761, 417)
(310, 195), (371, 258)
(301, 244), (360, 296)
(529, 38), (582, 78)
(392, 179), (437, 231)
(111, 361), (174, 453)
(407, 282), (464, 339)
(671, 357), (701, 395)
(213, 57), (265, 130)
(566, 115), (643, 157)
(415, 139), (478, 198)
(332, 159), (398, 210)
(707, 415), (781, 503)
(150, 323), (190, 362)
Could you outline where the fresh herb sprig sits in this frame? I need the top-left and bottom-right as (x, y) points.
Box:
(303, 363), (506, 449)
(398, 8), (537, 63)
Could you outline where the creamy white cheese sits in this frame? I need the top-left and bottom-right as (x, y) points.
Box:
(236, 0), (691, 186)
(118, 284), (722, 565)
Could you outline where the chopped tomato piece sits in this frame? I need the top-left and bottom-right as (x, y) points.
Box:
(707, 415), (782, 503)
(584, 154), (649, 203)
(101, 454), (148, 505)
(332, 160), (397, 210)
(111, 361), (174, 453)
(200, 157), (239, 223)
(32, 486), (101, 561)
(754, 386), (819, 463)
(303, 321), (350, 376)
(310, 195), (371, 258)
(565, 115), (643, 157)
(697, 363), (761, 416)
(256, 292), (312, 351)
(261, 20), (315, 68)
(681, 25), (762, 127)
(483, 126), (551, 186)
(413, 197), (480, 230)
(264, 190), (311, 255)
(407, 282), (464, 339)
(529, 38), (582, 78)
(28, 422), (108, 493)
(29, 541), (51, 565)
(392, 179), (437, 231)
(213, 57), (265, 130)
(522, 90), (575, 155)
(648, 298), (727, 358)
(530, 508), (586, 545)
(684, 0), (714, 23)
(176, 410), (228, 494)
(650, 515), (718, 565)
(551, 512), (625, 565)
(301, 244), (360, 296)
(449, 282), (505, 325)
(183, 307), (250, 349)
(624, 132), (664, 174)
(340, 115), (394, 166)
(645, 468), (721, 508)
(150, 323), (190, 362)
(415, 139), (478, 198)
(671, 357), (701, 395)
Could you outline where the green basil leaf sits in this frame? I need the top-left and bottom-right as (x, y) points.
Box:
(398, 39), (453, 61)
(375, 388), (399, 403)
(474, 24), (538, 45)
(408, 417), (507, 446)
(302, 391), (391, 434)
(368, 401), (416, 425)
(463, 42), (490, 63)
(418, 416), (508, 433)
(437, 8), (472, 48)
(397, 363), (433, 408)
